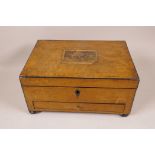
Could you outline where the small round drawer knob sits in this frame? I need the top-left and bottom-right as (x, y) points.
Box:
(75, 89), (80, 97)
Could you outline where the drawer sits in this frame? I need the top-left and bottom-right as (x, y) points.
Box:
(33, 101), (125, 114)
(24, 86), (135, 104)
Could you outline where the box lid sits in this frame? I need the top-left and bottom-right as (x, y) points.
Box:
(20, 40), (139, 80)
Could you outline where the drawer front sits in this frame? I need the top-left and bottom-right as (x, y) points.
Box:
(33, 101), (125, 114)
(24, 86), (135, 104)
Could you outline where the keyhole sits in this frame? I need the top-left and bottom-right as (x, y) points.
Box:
(75, 89), (80, 97)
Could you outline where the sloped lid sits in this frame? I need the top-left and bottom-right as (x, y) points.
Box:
(20, 40), (139, 80)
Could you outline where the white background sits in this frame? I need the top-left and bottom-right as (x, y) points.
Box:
(0, 0), (155, 26)
(0, 26), (155, 129)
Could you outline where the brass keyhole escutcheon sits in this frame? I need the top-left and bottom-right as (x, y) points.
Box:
(75, 89), (80, 97)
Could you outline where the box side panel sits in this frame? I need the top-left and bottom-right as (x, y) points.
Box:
(20, 78), (35, 112)
(122, 88), (137, 114)
(23, 86), (135, 104)
(21, 86), (137, 115)
(20, 77), (139, 115)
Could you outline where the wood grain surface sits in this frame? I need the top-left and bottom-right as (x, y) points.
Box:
(20, 40), (139, 80)
(20, 40), (139, 115)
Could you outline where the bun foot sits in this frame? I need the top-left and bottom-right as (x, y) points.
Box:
(29, 110), (40, 114)
(120, 114), (129, 117)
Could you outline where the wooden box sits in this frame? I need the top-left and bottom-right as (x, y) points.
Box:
(20, 40), (139, 116)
